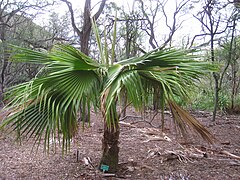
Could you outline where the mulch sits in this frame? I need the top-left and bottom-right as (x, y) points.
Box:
(0, 109), (240, 179)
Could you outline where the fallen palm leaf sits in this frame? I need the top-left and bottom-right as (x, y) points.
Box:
(168, 101), (215, 144)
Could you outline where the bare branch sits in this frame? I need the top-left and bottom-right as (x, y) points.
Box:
(60, 0), (82, 38)
(160, 0), (189, 49)
(137, 0), (158, 49)
(93, 0), (107, 20)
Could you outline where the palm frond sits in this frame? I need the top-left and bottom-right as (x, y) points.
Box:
(102, 48), (216, 143)
(2, 45), (103, 152)
(168, 101), (214, 143)
(101, 60), (147, 125)
(11, 45), (100, 70)
(92, 18), (105, 64)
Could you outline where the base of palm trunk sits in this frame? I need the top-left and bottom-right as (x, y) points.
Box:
(99, 124), (120, 173)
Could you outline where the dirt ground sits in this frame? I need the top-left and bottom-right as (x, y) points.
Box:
(0, 108), (239, 180)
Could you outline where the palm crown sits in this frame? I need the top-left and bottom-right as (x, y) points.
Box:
(2, 45), (216, 155)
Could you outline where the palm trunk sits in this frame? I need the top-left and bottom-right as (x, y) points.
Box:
(120, 89), (127, 119)
(99, 121), (120, 173)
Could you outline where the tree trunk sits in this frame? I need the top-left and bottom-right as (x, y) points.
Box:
(80, 0), (91, 56)
(153, 87), (160, 110)
(0, 83), (4, 107)
(63, 0), (106, 121)
(210, 22), (218, 121)
(0, 22), (8, 104)
(119, 20), (131, 119)
(120, 89), (127, 119)
(231, 62), (237, 110)
(213, 73), (219, 121)
(99, 121), (120, 173)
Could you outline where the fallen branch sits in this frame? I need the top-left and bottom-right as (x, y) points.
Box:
(82, 157), (95, 169)
(220, 150), (240, 160)
(147, 146), (207, 162)
(193, 145), (240, 161)
(138, 127), (162, 135)
(137, 127), (172, 142)
(143, 134), (171, 142)
(119, 121), (137, 128)
(140, 164), (156, 171)
(101, 173), (116, 177)
(119, 115), (142, 121)
(164, 150), (193, 163)
(207, 157), (240, 166)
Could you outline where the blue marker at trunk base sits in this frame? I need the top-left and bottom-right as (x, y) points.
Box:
(100, 164), (109, 172)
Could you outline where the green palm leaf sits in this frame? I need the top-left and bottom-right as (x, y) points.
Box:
(102, 48), (217, 142)
(2, 45), (103, 152)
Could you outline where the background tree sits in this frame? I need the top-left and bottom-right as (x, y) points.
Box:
(133, 0), (190, 117)
(217, 32), (240, 112)
(136, 0), (189, 50)
(60, 0), (106, 121)
(61, 0), (107, 55)
(190, 0), (231, 121)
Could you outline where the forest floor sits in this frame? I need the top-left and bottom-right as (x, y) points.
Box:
(0, 108), (240, 180)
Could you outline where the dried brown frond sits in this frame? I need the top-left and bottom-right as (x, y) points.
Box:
(168, 101), (215, 144)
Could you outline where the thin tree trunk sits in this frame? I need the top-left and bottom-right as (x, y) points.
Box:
(210, 24), (218, 121)
(120, 20), (130, 119)
(231, 62), (237, 110)
(120, 89), (127, 118)
(0, 84), (4, 107)
(153, 87), (160, 110)
(218, 16), (236, 111)
(0, 23), (8, 104)
(99, 121), (120, 173)
(212, 74), (219, 121)
(63, 0), (106, 121)
(1, 53), (8, 103)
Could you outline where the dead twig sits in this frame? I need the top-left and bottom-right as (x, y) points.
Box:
(140, 164), (156, 171)
(163, 150), (192, 163)
(220, 150), (240, 160)
(143, 134), (172, 143)
(119, 121), (137, 128)
(101, 173), (116, 177)
(119, 115), (142, 121)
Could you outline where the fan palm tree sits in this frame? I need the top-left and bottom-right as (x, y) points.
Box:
(1, 44), (216, 173)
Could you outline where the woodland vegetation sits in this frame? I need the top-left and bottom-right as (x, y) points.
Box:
(0, 0), (239, 178)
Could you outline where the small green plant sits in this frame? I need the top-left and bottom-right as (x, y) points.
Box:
(188, 83), (238, 113)
(218, 91), (230, 112)
(185, 83), (214, 111)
